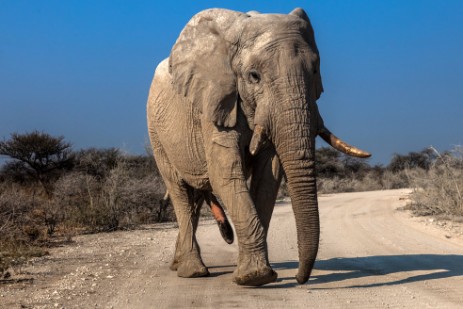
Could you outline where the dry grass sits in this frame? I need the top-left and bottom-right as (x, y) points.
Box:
(0, 186), (49, 277)
(408, 147), (463, 218)
(317, 169), (411, 194)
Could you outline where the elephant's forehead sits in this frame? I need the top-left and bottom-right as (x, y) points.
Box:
(241, 18), (307, 48)
(247, 14), (305, 31)
(252, 31), (277, 49)
(246, 33), (312, 60)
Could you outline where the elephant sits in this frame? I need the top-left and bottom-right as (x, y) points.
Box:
(147, 7), (370, 286)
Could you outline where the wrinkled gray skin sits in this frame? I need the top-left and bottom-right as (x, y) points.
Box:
(147, 8), (368, 286)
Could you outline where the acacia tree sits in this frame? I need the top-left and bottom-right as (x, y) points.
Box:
(0, 131), (74, 196)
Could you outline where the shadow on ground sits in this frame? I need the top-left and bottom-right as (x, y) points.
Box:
(207, 265), (235, 278)
(268, 254), (463, 289)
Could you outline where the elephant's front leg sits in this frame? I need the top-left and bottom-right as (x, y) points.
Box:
(208, 132), (276, 286)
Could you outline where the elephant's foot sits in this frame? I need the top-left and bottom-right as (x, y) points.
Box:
(232, 256), (277, 286)
(170, 258), (179, 271)
(175, 257), (209, 278)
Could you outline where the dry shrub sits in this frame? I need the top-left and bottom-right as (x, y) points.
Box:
(52, 171), (100, 232)
(409, 147), (463, 217)
(318, 177), (354, 194)
(98, 161), (167, 229)
(52, 159), (167, 232)
(380, 170), (411, 190)
(0, 185), (47, 242)
(0, 185), (48, 275)
(316, 171), (406, 194)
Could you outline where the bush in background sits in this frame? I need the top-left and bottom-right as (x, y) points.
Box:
(50, 154), (168, 232)
(408, 147), (463, 218)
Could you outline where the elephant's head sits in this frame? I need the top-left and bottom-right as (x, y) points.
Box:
(169, 8), (370, 284)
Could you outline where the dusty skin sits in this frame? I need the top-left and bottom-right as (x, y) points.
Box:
(2, 189), (463, 308)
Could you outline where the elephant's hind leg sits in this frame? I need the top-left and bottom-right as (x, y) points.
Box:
(168, 185), (209, 278)
(149, 130), (208, 278)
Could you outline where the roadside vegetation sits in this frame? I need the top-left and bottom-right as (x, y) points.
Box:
(0, 131), (168, 278)
(1, 131), (461, 278)
(313, 145), (462, 220)
(405, 147), (463, 219)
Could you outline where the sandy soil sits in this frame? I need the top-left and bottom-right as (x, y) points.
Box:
(2, 189), (463, 308)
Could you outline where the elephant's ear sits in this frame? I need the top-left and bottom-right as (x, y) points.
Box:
(169, 9), (244, 127)
(290, 8), (324, 100)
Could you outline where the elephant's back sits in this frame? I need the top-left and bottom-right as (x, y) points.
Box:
(147, 59), (173, 127)
(147, 59), (209, 189)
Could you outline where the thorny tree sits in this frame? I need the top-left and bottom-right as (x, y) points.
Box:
(0, 131), (74, 197)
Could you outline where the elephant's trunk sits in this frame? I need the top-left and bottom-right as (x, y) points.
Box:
(249, 101), (371, 284)
(272, 102), (320, 284)
(280, 150), (319, 284)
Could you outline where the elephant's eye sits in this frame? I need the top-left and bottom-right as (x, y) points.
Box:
(248, 70), (261, 84)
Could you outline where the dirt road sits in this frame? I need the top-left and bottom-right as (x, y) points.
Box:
(2, 189), (463, 308)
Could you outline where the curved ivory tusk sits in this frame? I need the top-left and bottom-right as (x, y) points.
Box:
(318, 126), (371, 158)
(250, 124), (267, 156)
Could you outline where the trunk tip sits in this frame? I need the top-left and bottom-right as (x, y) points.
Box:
(295, 272), (309, 284)
(295, 259), (315, 284)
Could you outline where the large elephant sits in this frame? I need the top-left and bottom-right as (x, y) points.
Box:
(147, 8), (370, 286)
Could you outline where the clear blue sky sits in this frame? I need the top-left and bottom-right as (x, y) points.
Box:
(1, 1), (462, 165)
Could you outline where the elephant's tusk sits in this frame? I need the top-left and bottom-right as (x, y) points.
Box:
(318, 126), (371, 158)
(250, 124), (267, 156)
